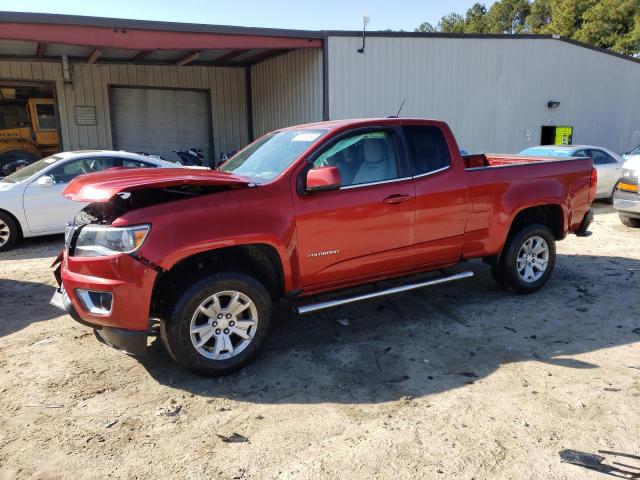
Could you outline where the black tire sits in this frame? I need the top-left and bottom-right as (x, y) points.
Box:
(619, 214), (640, 228)
(604, 182), (618, 204)
(160, 272), (273, 376)
(493, 223), (556, 294)
(0, 212), (19, 252)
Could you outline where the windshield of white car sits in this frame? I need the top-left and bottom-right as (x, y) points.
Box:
(220, 129), (328, 182)
(2, 155), (64, 183)
(518, 147), (576, 158)
(629, 145), (640, 155)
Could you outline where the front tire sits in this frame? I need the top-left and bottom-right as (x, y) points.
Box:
(0, 212), (19, 252)
(160, 272), (273, 376)
(493, 224), (556, 294)
(619, 214), (640, 228)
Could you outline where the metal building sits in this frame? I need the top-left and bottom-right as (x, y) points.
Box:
(0, 12), (638, 167)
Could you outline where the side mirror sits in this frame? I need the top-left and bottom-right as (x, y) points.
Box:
(36, 175), (55, 187)
(306, 166), (342, 192)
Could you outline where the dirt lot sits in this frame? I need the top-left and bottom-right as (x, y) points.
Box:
(0, 202), (639, 479)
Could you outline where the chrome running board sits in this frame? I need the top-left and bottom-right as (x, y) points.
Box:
(297, 271), (474, 315)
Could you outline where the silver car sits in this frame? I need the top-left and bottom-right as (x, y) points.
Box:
(518, 145), (624, 201)
(613, 155), (640, 227)
(0, 150), (178, 251)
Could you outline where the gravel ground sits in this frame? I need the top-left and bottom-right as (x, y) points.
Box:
(0, 202), (639, 479)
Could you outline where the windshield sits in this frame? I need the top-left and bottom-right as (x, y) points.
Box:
(518, 147), (575, 158)
(628, 145), (640, 155)
(220, 129), (327, 181)
(2, 155), (63, 183)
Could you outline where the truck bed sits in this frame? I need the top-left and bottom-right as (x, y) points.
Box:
(462, 153), (584, 169)
(460, 153), (594, 259)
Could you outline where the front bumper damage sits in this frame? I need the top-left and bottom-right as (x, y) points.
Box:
(50, 285), (148, 356)
(50, 251), (152, 357)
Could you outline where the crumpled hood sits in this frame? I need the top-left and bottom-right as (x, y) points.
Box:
(63, 168), (253, 202)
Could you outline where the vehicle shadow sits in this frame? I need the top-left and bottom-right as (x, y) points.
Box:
(0, 278), (62, 337)
(0, 234), (62, 261)
(140, 254), (640, 404)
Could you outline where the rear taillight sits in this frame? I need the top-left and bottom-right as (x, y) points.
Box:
(588, 167), (597, 203)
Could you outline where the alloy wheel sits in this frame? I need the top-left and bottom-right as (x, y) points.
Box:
(0, 220), (9, 247)
(516, 235), (549, 283)
(189, 290), (258, 360)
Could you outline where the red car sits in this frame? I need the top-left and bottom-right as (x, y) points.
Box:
(51, 118), (596, 376)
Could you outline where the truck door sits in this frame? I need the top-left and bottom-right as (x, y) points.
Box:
(402, 125), (468, 265)
(292, 127), (415, 290)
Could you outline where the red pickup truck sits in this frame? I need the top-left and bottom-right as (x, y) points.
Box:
(51, 118), (596, 376)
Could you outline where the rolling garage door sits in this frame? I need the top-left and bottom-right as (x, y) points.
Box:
(110, 87), (211, 164)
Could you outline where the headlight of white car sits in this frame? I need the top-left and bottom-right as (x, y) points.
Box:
(74, 224), (150, 257)
(619, 168), (639, 193)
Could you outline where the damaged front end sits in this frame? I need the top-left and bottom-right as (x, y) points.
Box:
(50, 168), (254, 356)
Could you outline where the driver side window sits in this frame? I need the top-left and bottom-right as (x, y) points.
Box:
(48, 157), (118, 184)
(48, 159), (91, 184)
(312, 131), (399, 187)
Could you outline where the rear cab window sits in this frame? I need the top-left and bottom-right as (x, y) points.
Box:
(402, 125), (451, 176)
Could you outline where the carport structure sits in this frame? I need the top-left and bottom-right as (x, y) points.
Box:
(0, 12), (325, 165)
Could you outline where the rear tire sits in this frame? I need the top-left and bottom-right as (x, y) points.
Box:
(493, 224), (556, 294)
(619, 214), (640, 228)
(0, 212), (19, 252)
(160, 272), (273, 376)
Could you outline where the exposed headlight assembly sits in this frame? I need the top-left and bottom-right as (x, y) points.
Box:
(74, 224), (150, 257)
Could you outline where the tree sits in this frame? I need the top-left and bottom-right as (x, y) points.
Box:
(575, 0), (640, 55)
(439, 13), (466, 33)
(539, 0), (597, 38)
(464, 3), (490, 33)
(486, 0), (531, 33)
(526, 0), (553, 32)
(414, 0), (640, 55)
(415, 22), (437, 33)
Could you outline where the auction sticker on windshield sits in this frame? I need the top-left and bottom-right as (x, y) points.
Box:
(292, 133), (321, 142)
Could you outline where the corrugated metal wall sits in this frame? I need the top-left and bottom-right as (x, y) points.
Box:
(0, 60), (248, 158)
(328, 36), (640, 154)
(251, 49), (323, 137)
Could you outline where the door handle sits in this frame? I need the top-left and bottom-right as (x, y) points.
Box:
(383, 194), (411, 204)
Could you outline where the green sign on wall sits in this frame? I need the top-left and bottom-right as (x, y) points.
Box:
(555, 126), (573, 145)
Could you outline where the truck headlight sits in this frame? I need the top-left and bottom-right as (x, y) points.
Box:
(74, 225), (150, 257)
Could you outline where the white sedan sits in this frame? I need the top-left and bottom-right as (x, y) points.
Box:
(0, 151), (179, 251)
(518, 145), (624, 201)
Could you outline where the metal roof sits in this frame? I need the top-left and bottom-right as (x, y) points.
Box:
(0, 11), (323, 67)
(0, 11), (637, 66)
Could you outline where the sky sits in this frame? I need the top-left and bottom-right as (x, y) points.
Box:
(0, 0), (495, 31)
